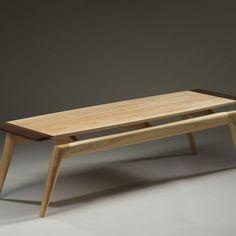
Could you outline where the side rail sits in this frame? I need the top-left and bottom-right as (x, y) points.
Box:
(57, 111), (236, 159)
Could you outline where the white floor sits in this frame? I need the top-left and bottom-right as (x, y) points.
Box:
(1, 127), (236, 236)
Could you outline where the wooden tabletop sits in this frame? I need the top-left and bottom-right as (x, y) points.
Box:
(0, 89), (235, 141)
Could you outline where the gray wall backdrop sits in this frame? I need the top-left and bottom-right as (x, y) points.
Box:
(0, 0), (235, 121)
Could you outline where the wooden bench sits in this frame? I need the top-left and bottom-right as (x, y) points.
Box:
(0, 89), (236, 217)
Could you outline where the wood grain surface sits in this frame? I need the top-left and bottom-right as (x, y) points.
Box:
(0, 90), (235, 139)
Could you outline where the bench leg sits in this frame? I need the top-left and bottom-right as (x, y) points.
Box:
(186, 133), (197, 154)
(39, 147), (63, 218)
(183, 110), (214, 155)
(229, 112), (236, 148)
(0, 133), (17, 194)
(39, 136), (78, 217)
(182, 117), (196, 154)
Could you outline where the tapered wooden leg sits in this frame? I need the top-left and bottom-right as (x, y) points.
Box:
(182, 110), (214, 154)
(229, 112), (236, 148)
(39, 147), (64, 218)
(0, 133), (17, 193)
(182, 116), (197, 155)
(186, 133), (197, 154)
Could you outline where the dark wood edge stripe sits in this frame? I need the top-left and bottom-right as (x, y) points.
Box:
(0, 123), (52, 141)
(191, 89), (236, 101)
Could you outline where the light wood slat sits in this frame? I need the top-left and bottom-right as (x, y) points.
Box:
(59, 112), (232, 158)
(7, 91), (236, 138)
